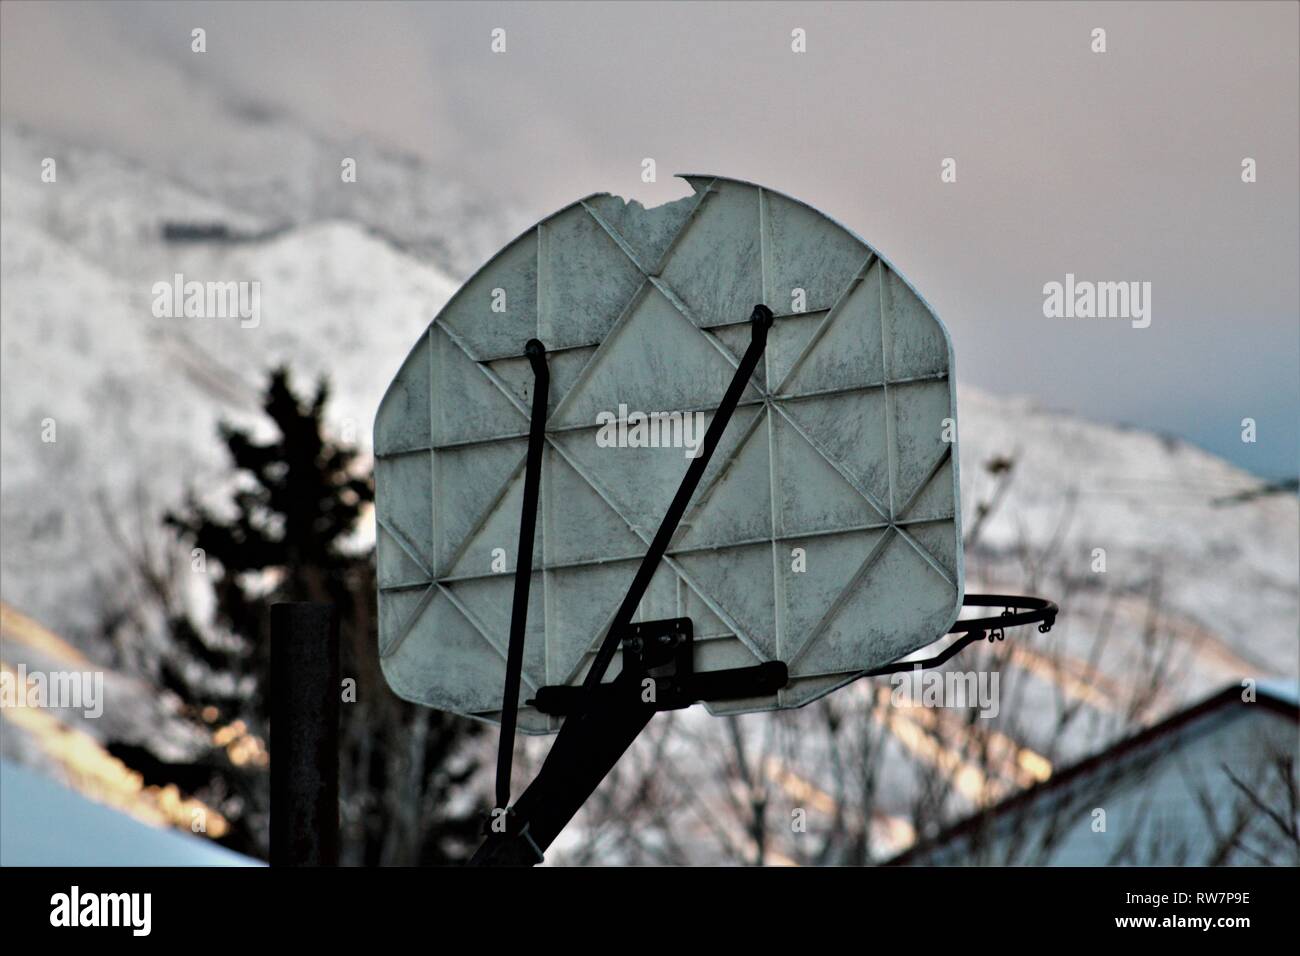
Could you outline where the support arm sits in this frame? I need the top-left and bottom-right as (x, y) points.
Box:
(494, 339), (549, 812)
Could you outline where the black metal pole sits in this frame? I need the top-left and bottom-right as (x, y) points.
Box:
(496, 338), (549, 810)
(270, 602), (339, 866)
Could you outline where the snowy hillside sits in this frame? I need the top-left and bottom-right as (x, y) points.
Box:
(1, 126), (462, 640)
(958, 389), (1298, 692)
(0, 115), (515, 280)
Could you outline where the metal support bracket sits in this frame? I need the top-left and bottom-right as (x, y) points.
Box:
(529, 617), (788, 717)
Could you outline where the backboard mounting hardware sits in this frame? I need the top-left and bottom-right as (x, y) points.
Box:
(473, 303), (779, 866)
(529, 617), (789, 717)
(856, 595), (1058, 680)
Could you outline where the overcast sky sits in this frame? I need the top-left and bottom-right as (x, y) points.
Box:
(2, 0), (1297, 477)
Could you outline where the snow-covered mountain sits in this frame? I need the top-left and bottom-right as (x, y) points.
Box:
(0, 113), (516, 280)
(1, 122), (464, 641)
(1, 121), (1295, 706)
(958, 388), (1298, 695)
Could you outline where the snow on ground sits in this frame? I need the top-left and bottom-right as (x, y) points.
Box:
(0, 758), (259, 866)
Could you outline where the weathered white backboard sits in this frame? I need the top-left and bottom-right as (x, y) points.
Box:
(375, 176), (963, 732)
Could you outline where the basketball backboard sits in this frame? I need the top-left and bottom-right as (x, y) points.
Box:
(374, 175), (963, 733)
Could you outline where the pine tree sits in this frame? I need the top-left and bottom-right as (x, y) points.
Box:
(161, 366), (485, 863)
